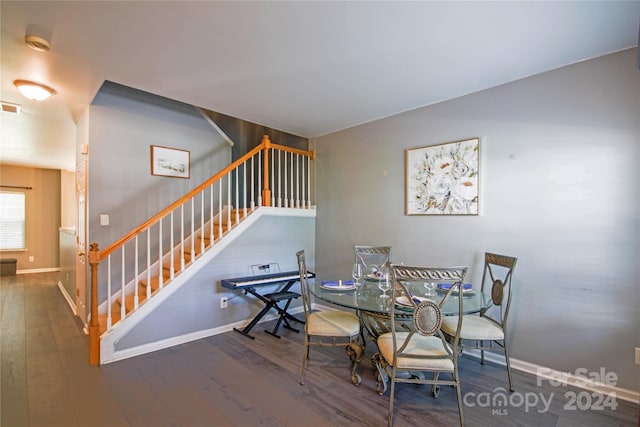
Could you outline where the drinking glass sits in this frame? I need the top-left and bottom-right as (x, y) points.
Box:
(378, 266), (391, 298)
(352, 263), (363, 288)
(424, 281), (437, 297)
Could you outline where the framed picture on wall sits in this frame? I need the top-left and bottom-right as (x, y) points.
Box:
(150, 145), (190, 179)
(405, 138), (479, 215)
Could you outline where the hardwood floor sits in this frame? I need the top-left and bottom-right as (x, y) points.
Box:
(1, 272), (638, 426)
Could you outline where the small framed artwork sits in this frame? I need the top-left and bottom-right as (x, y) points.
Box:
(150, 145), (190, 179)
(405, 138), (479, 215)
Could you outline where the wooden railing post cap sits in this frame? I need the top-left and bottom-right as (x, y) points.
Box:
(89, 243), (100, 263)
(262, 135), (271, 146)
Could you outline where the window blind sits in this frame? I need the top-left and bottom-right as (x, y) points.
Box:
(0, 192), (26, 250)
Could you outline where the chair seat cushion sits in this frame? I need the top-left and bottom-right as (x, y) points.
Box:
(441, 315), (504, 341)
(377, 332), (454, 371)
(308, 311), (360, 337)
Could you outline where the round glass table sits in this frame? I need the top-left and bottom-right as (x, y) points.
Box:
(312, 280), (492, 317)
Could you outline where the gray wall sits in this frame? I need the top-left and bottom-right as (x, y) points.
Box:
(314, 49), (640, 391)
(115, 214), (315, 350)
(87, 82), (232, 251)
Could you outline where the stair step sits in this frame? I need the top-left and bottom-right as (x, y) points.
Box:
(117, 287), (153, 313)
(138, 274), (168, 293)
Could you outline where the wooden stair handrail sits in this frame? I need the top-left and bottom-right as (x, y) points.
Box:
(98, 136), (313, 260)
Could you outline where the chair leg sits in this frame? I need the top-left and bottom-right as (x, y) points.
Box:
(455, 380), (465, 426)
(504, 342), (514, 392)
(388, 366), (397, 426)
(300, 339), (310, 385)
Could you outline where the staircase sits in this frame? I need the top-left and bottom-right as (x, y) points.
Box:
(88, 136), (315, 364)
(97, 208), (246, 334)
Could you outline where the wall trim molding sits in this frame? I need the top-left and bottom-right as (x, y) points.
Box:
(102, 306), (304, 364)
(57, 280), (78, 316)
(16, 267), (59, 274)
(464, 349), (639, 404)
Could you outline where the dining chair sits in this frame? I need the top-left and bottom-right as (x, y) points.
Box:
(353, 245), (392, 274)
(374, 264), (468, 427)
(296, 250), (362, 385)
(441, 252), (518, 391)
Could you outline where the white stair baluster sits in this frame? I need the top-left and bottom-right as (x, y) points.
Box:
(243, 161), (247, 217)
(170, 211), (175, 279)
(159, 220), (164, 289)
(258, 151), (263, 207)
(209, 184), (215, 244)
(134, 236), (139, 310)
(251, 155), (255, 210)
(235, 167), (239, 223)
(307, 154), (311, 208)
(226, 175), (231, 229)
(107, 255), (112, 330)
(121, 248), (126, 319)
(146, 230), (151, 299)
(277, 149), (282, 207)
(283, 151), (288, 208)
(271, 148), (275, 206)
(200, 193), (205, 254)
(218, 180), (223, 238)
(290, 151), (294, 208)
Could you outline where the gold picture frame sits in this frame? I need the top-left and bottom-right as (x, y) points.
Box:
(150, 145), (190, 179)
(405, 138), (479, 215)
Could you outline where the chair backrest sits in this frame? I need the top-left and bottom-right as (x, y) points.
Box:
(480, 253), (517, 327)
(389, 264), (468, 358)
(296, 250), (313, 319)
(354, 245), (392, 273)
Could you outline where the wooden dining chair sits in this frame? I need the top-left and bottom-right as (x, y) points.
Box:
(374, 264), (468, 427)
(441, 252), (518, 391)
(296, 250), (362, 385)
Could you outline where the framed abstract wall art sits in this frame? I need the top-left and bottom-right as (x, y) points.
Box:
(150, 145), (190, 179)
(405, 138), (479, 215)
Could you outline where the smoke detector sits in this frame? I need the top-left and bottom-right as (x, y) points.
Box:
(25, 34), (50, 52)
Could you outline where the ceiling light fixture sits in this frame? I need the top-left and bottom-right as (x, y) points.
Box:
(25, 34), (51, 52)
(13, 79), (56, 101)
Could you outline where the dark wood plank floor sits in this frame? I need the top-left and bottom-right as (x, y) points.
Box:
(1, 272), (638, 426)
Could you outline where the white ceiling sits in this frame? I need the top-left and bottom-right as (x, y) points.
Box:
(1, 1), (639, 171)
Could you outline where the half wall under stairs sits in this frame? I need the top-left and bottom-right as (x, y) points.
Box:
(99, 206), (315, 364)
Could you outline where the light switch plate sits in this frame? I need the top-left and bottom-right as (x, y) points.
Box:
(635, 347), (640, 365)
(100, 214), (109, 226)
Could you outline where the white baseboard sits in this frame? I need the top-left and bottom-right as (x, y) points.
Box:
(56, 280), (78, 316)
(101, 306), (305, 365)
(16, 267), (60, 274)
(463, 349), (639, 404)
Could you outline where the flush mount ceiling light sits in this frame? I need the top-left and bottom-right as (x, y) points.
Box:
(25, 34), (51, 52)
(13, 79), (56, 101)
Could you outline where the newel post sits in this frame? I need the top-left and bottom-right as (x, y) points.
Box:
(88, 243), (101, 365)
(261, 134), (271, 206)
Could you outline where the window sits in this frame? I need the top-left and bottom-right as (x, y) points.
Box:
(0, 192), (26, 250)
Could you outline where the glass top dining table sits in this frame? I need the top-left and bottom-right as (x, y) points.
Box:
(311, 278), (493, 316)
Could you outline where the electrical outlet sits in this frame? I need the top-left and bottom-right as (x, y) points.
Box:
(220, 297), (228, 309)
(28, 256), (34, 262)
(635, 347), (640, 365)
